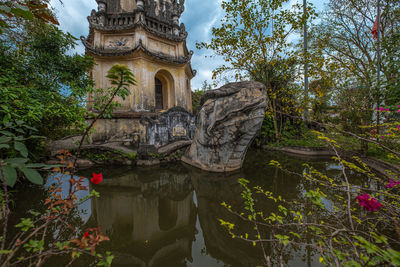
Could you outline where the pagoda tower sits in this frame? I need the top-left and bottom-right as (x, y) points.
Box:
(81, 0), (195, 113)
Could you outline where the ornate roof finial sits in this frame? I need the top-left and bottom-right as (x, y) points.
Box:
(96, 0), (106, 12)
(171, 0), (184, 17)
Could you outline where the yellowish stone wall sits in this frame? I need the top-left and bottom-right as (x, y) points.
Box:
(90, 118), (147, 143)
(90, 28), (192, 113)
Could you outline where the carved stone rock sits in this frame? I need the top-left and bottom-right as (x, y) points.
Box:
(142, 106), (195, 148)
(182, 81), (267, 172)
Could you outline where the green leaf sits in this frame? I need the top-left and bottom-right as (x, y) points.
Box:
(22, 125), (38, 131)
(0, 144), (9, 149)
(25, 163), (47, 168)
(28, 210), (40, 216)
(14, 142), (28, 157)
(20, 167), (43, 185)
(0, 136), (11, 144)
(3, 166), (17, 187)
(4, 158), (28, 165)
(15, 218), (34, 232)
(41, 164), (63, 169)
(0, 131), (14, 137)
(10, 8), (34, 20)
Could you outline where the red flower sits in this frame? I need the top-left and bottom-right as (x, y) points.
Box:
(356, 193), (382, 212)
(91, 173), (103, 184)
(83, 232), (89, 238)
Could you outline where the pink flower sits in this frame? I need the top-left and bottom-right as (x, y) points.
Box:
(91, 173), (103, 184)
(385, 180), (400, 189)
(356, 193), (382, 211)
(83, 232), (89, 238)
(380, 107), (384, 111)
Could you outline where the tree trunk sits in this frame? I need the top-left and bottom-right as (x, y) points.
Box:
(360, 139), (368, 156)
(272, 98), (280, 141)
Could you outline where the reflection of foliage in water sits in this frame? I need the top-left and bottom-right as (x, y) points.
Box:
(220, 133), (400, 266)
(8, 148), (393, 266)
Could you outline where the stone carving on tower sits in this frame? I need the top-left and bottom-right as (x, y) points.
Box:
(82, 0), (196, 113)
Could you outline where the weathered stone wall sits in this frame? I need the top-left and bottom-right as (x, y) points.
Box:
(89, 107), (195, 149)
(47, 107), (195, 158)
(90, 117), (147, 145)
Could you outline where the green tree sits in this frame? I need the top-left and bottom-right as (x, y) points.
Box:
(191, 89), (204, 115)
(309, 79), (333, 122)
(310, 0), (400, 126)
(196, 0), (316, 141)
(0, 20), (94, 142)
(0, 0), (58, 35)
(201, 80), (213, 91)
(0, 64), (135, 266)
(382, 0), (400, 106)
(250, 58), (300, 142)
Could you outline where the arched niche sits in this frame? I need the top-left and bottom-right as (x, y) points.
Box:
(154, 69), (175, 111)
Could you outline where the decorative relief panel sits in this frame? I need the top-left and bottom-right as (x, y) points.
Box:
(120, 0), (136, 12)
(148, 38), (176, 57)
(173, 125), (187, 137)
(104, 36), (134, 49)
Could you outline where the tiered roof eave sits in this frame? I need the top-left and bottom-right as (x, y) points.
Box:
(81, 1), (196, 78)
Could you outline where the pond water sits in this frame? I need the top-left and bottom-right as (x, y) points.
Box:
(13, 150), (368, 267)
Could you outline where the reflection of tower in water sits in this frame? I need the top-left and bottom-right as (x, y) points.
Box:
(191, 171), (267, 267)
(90, 169), (196, 267)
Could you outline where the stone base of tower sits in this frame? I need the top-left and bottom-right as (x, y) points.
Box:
(89, 107), (194, 148)
(47, 107), (195, 158)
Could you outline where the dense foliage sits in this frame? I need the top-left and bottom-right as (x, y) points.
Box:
(0, 2), (137, 266)
(0, 64), (135, 266)
(221, 130), (400, 266)
(1, 0), (94, 143)
(0, 22), (94, 140)
(198, 0), (400, 265)
(308, 0), (400, 134)
(196, 0), (317, 141)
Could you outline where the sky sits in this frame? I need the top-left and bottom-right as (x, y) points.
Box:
(50, 0), (328, 89)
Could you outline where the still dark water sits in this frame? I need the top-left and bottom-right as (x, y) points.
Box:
(14, 150), (367, 267)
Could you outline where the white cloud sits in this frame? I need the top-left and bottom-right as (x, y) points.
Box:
(51, 0), (95, 54)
